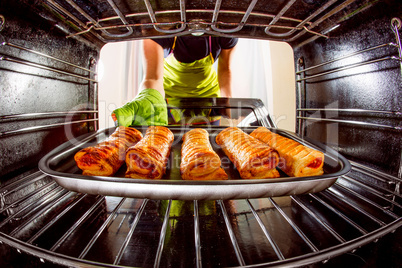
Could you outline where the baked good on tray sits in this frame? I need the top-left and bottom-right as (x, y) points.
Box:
(250, 127), (324, 177)
(125, 126), (174, 180)
(216, 127), (280, 179)
(74, 126), (143, 176)
(181, 128), (228, 180)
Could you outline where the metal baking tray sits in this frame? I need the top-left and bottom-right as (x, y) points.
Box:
(39, 126), (351, 200)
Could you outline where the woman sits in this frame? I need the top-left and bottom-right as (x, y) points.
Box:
(112, 35), (238, 127)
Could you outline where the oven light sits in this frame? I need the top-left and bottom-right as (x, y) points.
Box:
(189, 19), (207, 36)
(191, 31), (205, 36)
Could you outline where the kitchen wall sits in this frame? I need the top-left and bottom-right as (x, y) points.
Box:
(269, 41), (296, 132)
(98, 39), (295, 131)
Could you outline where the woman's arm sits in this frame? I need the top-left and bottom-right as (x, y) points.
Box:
(141, 39), (165, 97)
(217, 47), (236, 98)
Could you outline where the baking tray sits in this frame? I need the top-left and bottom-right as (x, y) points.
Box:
(39, 126), (351, 200)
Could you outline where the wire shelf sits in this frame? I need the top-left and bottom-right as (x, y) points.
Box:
(0, 165), (400, 267)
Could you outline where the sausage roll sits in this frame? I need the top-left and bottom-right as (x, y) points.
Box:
(181, 128), (228, 180)
(250, 127), (324, 177)
(216, 127), (280, 179)
(74, 126), (143, 176)
(125, 126), (174, 180)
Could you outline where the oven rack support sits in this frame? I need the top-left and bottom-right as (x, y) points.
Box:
(295, 42), (400, 82)
(0, 165), (401, 267)
(296, 113), (401, 131)
(41, 0), (366, 42)
(0, 19), (100, 134)
(295, 17), (402, 203)
(0, 55), (97, 83)
(0, 35), (98, 82)
(0, 114), (98, 138)
(295, 37), (402, 135)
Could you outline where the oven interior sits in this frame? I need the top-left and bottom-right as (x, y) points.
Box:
(0, 0), (401, 267)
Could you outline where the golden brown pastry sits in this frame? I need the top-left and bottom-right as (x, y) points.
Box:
(216, 127), (280, 179)
(180, 128), (228, 180)
(74, 126), (143, 176)
(125, 126), (174, 180)
(250, 127), (324, 177)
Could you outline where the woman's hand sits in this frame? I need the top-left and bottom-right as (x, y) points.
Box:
(112, 88), (167, 127)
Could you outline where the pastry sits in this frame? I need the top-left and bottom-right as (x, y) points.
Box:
(216, 127), (280, 179)
(74, 126), (143, 176)
(181, 128), (228, 180)
(250, 127), (324, 177)
(125, 126), (174, 180)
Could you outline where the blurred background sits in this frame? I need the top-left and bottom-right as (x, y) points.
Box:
(98, 38), (295, 132)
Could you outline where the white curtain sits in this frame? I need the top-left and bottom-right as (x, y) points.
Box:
(98, 40), (143, 129)
(231, 39), (273, 109)
(231, 39), (296, 131)
(122, 40), (143, 101)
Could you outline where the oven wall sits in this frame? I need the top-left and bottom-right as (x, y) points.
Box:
(0, 0), (101, 183)
(292, 1), (401, 177)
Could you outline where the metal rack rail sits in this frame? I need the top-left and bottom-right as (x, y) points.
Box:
(0, 18), (99, 135)
(0, 37), (97, 82)
(0, 111), (98, 138)
(296, 21), (402, 135)
(0, 164), (400, 267)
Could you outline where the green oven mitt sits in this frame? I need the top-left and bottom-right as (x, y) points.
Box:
(112, 88), (168, 127)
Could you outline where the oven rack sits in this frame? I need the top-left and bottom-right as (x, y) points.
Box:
(0, 163), (400, 267)
(41, 0), (366, 43)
